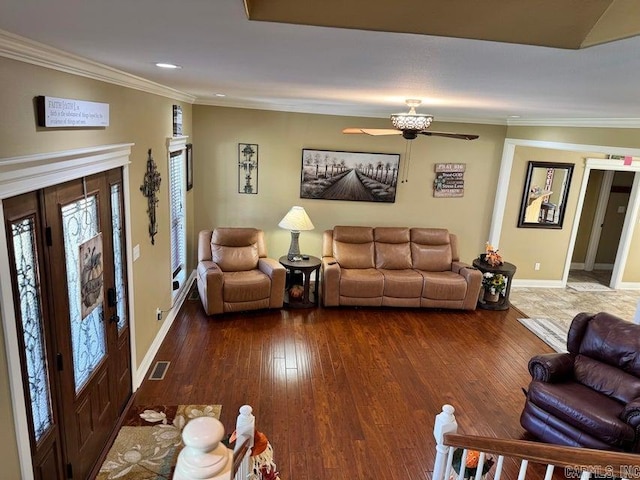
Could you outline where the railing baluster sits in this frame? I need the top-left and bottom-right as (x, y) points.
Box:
(517, 459), (528, 480)
(474, 452), (486, 480)
(493, 455), (505, 480)
(544, 464), (554, 480)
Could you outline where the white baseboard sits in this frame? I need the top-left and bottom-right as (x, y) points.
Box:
(511, 279), (566, 288)
(617, 282), (640, 290)
(594, 263), (614, 271)
(570, 262), (585, 270)
(133, 269), (196, 388)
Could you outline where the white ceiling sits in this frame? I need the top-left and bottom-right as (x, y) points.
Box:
(1, 0), (640, 125)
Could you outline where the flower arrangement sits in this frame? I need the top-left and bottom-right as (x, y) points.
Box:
(482, 272), (506, 296)
(480, 242), (503, 267)
(452, 448), (494, 479)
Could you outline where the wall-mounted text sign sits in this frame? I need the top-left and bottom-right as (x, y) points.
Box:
(37, 96), (110, 128)
(433, 163), (465, 197)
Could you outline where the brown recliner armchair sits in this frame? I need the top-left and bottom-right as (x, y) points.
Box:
(521, 312), (640, 452)
(196, 228), (286, 315)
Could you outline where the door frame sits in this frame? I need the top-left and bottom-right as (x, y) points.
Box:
(0, 143), (134, 479)
(489, 138), (640, 289)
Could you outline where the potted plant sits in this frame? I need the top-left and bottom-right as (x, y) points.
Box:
(479, 242), (503, 267)
(481, 272), (506, 302)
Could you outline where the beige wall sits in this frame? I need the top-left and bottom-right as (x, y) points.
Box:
(499, 146), (601, 280)
(572, 170), (603, 263)
(0, 56), (194, 477)
(192, 105), (507, 262)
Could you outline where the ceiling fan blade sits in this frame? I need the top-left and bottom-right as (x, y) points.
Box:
(343, 128), (402, 136)
(419, 131), (479, 140)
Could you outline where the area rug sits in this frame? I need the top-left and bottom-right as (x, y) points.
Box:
(517, 318), (568, 353)
(97, 404), (222, 480)
(566, 282), (612, 292)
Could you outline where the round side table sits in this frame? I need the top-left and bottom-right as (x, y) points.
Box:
(472, 259), (517, 311)
(278, 255), (321, 308)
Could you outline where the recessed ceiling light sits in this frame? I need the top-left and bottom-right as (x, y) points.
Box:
(215, 93), (226, 97)
(155, 63), (181, 69)
(508, 115), (521, 118)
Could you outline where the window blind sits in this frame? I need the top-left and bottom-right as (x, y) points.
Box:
(169, 151), (185, 280)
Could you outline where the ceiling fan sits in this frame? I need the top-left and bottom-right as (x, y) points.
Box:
(343, 99), (479, 141)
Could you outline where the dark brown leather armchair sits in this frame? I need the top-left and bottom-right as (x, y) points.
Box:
(521, 312), (640, 452)
(196, 228), (286, 315)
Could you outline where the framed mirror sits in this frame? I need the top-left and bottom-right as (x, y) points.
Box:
(518, 161), (574, 229)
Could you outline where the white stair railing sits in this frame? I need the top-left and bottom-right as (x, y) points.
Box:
(173, 405), (256, 480)
(232, 405), (256, 480)
(173, 415), (233, 480)
(433, 404), (638, 480)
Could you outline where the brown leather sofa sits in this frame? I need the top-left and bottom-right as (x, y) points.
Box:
(196, 228), (286, 315)
(521, 312), (640, 452)
(321, 226), (482, 309)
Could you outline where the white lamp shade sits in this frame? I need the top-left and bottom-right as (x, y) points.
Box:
(278, 206), (314, 231)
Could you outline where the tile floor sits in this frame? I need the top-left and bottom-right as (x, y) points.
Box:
(510, 269), (640, 330)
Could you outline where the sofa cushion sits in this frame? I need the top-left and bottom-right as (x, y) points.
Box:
(410, 228), (452, 271)
(375, 243), (412, 269)
(339, 268), (384, 298)
(212, 244), (259, 271)
(374, 227), (412, 269)
(528, 380), (634, 446)
(211, 228), (261, 271)
(574, 355), (640, 404)
(578, 313), (640, 377)
(222, 270), (270, 302)
(380, 269), (423, 298)
(419, 271), (467, 300)
(333, 226), (375, 269)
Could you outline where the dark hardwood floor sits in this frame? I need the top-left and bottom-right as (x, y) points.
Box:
(134, 295), (553, 480)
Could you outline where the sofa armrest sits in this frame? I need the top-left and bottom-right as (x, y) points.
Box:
(528, 353), (575, 382)
(258, 257), (285, 279)
(259, 258), (286, 308)
(197, 260), (223, 315)
(621, 399), (640, 428)
(321, 257), (341, 306)
(451, 260), (472, 274)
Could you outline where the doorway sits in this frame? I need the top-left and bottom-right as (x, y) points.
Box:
(571, 170), (636, 287)
(3, 169), (131, 480)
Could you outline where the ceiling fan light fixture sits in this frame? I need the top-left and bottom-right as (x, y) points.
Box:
(390, 112), (433, 131)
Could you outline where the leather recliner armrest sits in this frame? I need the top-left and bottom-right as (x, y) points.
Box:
(621, 399), (640, 428)
(528, 353), (575, 382)
(197, 260), (223, 315)
(321, 257), (340, 306)
(258, 257), (285, 279)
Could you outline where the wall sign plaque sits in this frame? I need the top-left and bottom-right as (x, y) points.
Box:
(433, 163), (465, 197)
(36, 96), (109, 127)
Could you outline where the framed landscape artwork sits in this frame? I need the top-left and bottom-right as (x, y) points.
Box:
(300, 149), (400, 203)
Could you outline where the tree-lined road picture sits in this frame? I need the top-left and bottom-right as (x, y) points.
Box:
(300, 149), (400, 203)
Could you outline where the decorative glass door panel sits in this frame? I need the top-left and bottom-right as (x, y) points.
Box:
(10, 216), (53, 442)
(110, 184), (127, 333)
(60, 195), (107, 392)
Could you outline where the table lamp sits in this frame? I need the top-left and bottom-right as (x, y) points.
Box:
(278, 206), (314, 261)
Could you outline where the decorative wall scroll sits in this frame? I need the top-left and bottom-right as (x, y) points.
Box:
(300, 149), (399, 203)
(433, 163), (465, 197)
(140, 149), (162, 244)
(173, 105), (183, 136)
(238, 143), (258, 194)
(36, 95), (109, 127)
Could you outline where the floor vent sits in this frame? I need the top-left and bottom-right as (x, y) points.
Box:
(149, 361), (170, 380)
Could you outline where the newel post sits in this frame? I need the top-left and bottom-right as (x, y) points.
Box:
(433, 404), (458, 480)
(173, 416), (233, 480)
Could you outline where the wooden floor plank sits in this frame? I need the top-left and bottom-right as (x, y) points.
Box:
(134, 299), (554, 479)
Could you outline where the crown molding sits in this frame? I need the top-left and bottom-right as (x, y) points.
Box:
(0, 29), (196, 103)
(506, 117), (640, 128)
